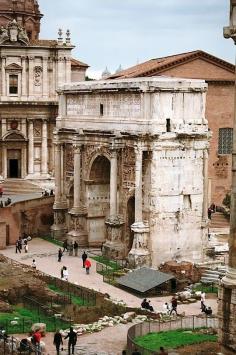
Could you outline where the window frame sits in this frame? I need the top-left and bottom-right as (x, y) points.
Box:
(218, 127), (233, 155)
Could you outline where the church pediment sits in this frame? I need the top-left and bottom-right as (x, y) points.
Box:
(5, 63), (22, 71)
(0, 20), (29, 46)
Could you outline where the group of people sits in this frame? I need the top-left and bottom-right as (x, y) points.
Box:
(15, 236), (30, 254)
(0, 197), (12, 207)
(42, 189), (54, 197)
(141, 298), (154, 312)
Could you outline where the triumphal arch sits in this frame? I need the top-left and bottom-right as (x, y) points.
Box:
(53, 77), (210, 267)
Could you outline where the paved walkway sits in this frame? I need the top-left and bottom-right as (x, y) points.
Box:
(1, 238), (218, 354)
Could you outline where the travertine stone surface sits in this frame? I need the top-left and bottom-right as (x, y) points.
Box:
(54, 77), (210, 266)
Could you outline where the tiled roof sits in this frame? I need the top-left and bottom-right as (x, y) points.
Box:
(109, 50), (235, 79)
(71, 58), (89, 68)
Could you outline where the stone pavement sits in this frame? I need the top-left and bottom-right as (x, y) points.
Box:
(2, 238), (218, 354)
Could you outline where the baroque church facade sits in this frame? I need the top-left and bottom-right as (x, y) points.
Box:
(53, 77), (210, 267)
(0, 0), (88, 187)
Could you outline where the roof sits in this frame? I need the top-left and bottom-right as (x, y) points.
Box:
(109, 50), (235, 79)
(71, 58), (89, 68)
(29, 39), (58, 47)
(117, 267), (174, 293)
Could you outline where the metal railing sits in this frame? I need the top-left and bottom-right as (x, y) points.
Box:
(127, 316), (219, 355)
(0, 333), (42, 355)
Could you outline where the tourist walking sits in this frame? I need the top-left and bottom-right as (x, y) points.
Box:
(62, 239), (68, 253)
(58, 248), (63, 262)
(31, 329), (41, 355)
(31, 259), (37, 269)
(15, 239), (21, 253)
(208, 207), (212, 220)
(85, 259), (91, 274)
(82, 251), (87, 268)
(0, 185), (3, 197)
(200, 291), (206, 312)
(65, 327), (77, 355)
(170, 296), (178, 316)
(24, 240), (28, 253)
(53, 329), (63, 355)
(62, 266), (69, 281)
(60, 266), (65, 279)
(74, 241), (79, 257)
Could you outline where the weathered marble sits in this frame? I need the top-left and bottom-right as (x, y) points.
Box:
(54, 77), (210, 266)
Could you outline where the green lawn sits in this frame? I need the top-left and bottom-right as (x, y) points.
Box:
(40, 236), (63, 247)
(193, 284), (218, 294)
(48, 284), (92, 306)
(92, 255), (120, 271)
(134, 329), (217, 351)
(0, 306), (70, 334)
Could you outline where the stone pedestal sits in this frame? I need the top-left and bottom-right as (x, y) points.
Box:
(67, 207), (88, 247)
(103, 215), (125, 259)
(218, 282), (236, 354)
(51, 207), (68, 240)
(128, 222), (151, 268)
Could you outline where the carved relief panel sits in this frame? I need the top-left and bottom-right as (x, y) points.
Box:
(122, 147), (136, 189)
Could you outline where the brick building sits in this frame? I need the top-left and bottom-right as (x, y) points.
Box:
(110, 50), (235, 205)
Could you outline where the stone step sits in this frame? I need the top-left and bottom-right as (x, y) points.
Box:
(210, 212), (229, 228)
(1, 179), (43, 195)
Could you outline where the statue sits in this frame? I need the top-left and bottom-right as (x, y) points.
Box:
(18, 27), (29, 45)
(0, 26), (9, 44)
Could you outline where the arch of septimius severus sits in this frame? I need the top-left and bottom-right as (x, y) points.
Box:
(0, 0), (88, 187)
(53, 78), (210, 267)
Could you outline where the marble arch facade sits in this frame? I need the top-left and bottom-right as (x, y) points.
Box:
(53, 77), (210, 267)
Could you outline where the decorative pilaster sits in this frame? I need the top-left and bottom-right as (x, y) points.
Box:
(128, 144), (151, 268)
(41, 120), (48, 177)
(67, 142), (88, 246)
(28, 120), (34, 175)
(52, 141), (68, 240)
(42, 57), (48, 96)
(21, 56), (27, 96)
(28, 56), (34, 96)
(1, 57), (6, 96)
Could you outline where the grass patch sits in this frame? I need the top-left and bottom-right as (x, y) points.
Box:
(0, 306), (70, 334)
(134, 329), (217, 351)
(193, 284), (218, 294)
(40, 236), (63, 247)
(92, 256), (120, 271)
(48, 284), (91, 306)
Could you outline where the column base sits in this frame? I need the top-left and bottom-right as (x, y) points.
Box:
(218, 283), (236, 354)
(103, 241), (126, 259)
(67, 229), (88, 247)
(104, 215), (125, 259)
(128, 221), (151, 268)
(51, 207), (68, 240)
(67, 208), (88, 247)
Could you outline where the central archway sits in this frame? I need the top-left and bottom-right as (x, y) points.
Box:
(86, 155), (110, 246)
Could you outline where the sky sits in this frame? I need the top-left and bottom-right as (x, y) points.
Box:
(40, 0), (234, 79)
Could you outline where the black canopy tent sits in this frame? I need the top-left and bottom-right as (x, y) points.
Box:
(117, 267), (175, 295)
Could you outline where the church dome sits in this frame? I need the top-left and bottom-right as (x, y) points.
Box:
(0, 0), (43, 40)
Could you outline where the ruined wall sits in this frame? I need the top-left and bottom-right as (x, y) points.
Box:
(0, 196), (54, 246)
(149, 146), (207, 266)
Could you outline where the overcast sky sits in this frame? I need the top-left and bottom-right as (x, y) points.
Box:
(40, 0), (233, 78)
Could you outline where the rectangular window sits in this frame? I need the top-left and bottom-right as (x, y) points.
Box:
(9, 75), (18, 95)
(100, 103), (104, 116)
(218, 128), (233, 155)
(166, 118), (171, 132)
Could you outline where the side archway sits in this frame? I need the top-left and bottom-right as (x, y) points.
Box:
(86, 155), (111, 246)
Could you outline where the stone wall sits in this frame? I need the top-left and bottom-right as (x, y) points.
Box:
(0, 196), (54, 248)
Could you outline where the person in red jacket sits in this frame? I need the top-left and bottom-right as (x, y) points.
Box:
(84, 259), (91, 274)
(31, 329), (41, 354)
